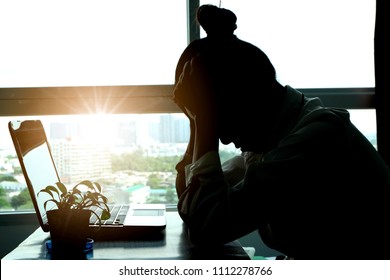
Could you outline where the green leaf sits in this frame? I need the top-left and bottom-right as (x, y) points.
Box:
(72, 188), (81, 195)
(101, 209), (111, 220)
(45, 185), (60, 195)
(39, 179), (110, 222)
(90, 211), (102, 227)
(100, 195), (108, 203)
(43, 199), (59, 212)
(94, 181), (102, 193)
(55, 182), (68, 195)
(89, 192), (100, 200)
(76, 180), (95, 191)
(37, 188), (56, 200)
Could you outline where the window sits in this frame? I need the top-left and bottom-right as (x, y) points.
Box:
(348, 109), (377, 148)
(0, 1), (377, 213)
(201, 0), (375, 88)
(0, 114), (240, 211)
(199, 0), (377, 153)
(0, 0), (188, 212)
(0, 0), (187, 87)
(1, 114), (187, 210)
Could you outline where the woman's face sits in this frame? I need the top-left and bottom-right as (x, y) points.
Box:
(217, 105), (252, 150)
(217, 104), (269, 153)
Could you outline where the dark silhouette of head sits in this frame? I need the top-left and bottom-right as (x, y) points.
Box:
(175, 5), (284, 152)
(196, 4), (237, 38)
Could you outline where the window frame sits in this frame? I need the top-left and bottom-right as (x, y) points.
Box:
(0, 0), (375, 114)
(0, 86), (374, 117)
(0, 0), (376, 219)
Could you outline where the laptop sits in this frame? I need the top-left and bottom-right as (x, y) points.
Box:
(8, 119), (166, 240)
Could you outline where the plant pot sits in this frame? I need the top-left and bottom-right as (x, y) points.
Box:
(47, 209), (92, 257)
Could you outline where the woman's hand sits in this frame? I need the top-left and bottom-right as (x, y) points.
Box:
(173, 55), (217, 122)
(173, 55), (220, 161)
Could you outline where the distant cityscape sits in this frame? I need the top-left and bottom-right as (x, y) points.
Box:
(47, 114), (192, 184)
(0, 114), (238, 209)
(0, 111), (377, 210)
(49, 114), (191, 148)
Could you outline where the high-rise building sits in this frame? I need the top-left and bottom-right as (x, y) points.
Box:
(51, 139), (112, 185)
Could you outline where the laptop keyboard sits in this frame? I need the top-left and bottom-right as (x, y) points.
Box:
(89, 204), (130, 225)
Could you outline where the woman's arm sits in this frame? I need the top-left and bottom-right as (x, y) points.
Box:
(175, 120), (195, 198)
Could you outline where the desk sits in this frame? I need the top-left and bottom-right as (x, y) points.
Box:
(2, 211), (250, 260)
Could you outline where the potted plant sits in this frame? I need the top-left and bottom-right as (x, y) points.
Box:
(38, 180), (111, 257)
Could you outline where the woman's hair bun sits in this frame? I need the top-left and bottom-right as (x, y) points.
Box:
(196, 4), (237, 36)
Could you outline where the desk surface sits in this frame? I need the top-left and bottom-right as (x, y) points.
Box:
(2, 211), (250, 260)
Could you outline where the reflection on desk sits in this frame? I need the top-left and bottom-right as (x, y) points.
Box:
(2, 211), (250, 260)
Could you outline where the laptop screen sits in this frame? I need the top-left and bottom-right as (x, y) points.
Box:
(9, 120), (60, 230)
